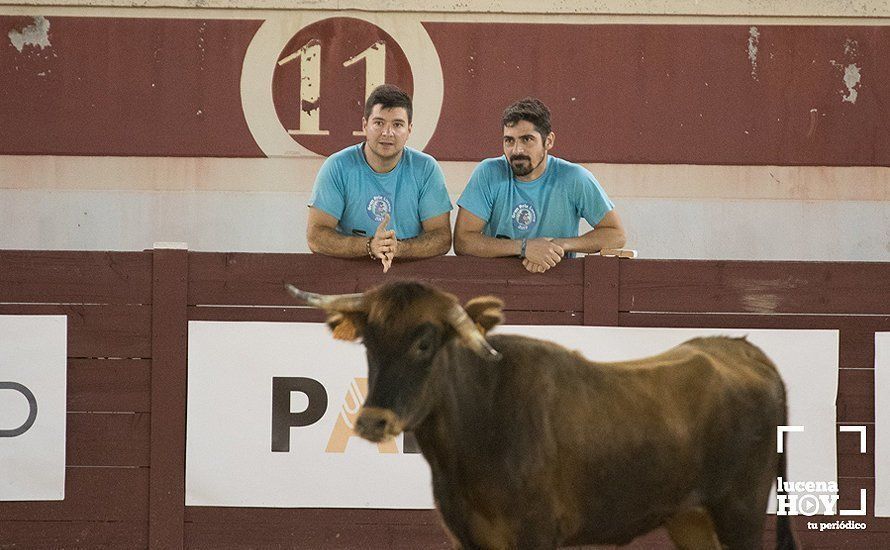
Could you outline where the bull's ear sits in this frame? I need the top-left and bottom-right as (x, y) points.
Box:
(326, 311), (366, 341)
(463, 296), (504, 335)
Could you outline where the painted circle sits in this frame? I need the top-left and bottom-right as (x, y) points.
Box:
(271, 17), (414, 157)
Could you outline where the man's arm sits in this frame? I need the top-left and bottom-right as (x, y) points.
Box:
(552, 210), (627, 255)
(396, 212), (452, 258)
(454, 208), (564, 266)
(454, 208), (520, 257)
(307, 207), (396, 259)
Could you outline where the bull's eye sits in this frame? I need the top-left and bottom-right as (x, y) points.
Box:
(409, 324), (438, 359)
(411, 336), (433, 358)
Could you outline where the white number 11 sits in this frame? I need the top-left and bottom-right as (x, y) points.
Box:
(278, 39), (387, 136)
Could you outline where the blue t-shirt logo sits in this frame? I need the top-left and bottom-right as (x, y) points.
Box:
(366, 195), (393, 222)
(511, 203), (537, 231)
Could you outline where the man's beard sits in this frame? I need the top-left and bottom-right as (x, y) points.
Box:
(510, 154), (544, 177)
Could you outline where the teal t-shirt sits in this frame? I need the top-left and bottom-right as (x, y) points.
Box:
(309, 144), (453, 239)
(457, 155), (614, 242)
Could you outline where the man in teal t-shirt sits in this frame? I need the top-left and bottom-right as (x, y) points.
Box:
(454, 98), (626, 273)
(307, 85), (452, 272)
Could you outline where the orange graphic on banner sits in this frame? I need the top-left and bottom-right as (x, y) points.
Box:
(326, 377), (397, 454)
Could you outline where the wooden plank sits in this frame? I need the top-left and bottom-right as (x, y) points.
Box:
(617, 313), (889, 369)
(0, 520), (148, 548)
(150, 247), (188, 549)
(0, 467), (148, 521)
(620, 260), (890, 315)
(837, 422), (875, 479)
(757, 515), (888, 550)
(0, 250), (152, 304)
(185, 507), (442, 523)
(837, 369), (874, 423)
(67, 412), (150, 467)
(185, 508), (449, 549)
(187, 306), (581, 325)
(188, 253), (583, 311)
(68, 358), (151, 412)
(835, 478), (876, 520)
(840, 323), (884, 378)
(0, 304), (151, 358)
(583, 255), (619, 326)
(184, 506), (889, 549)
(185, 519), (450, 549)
(428, 280), (582, 312)
(501, 310), (583, 325)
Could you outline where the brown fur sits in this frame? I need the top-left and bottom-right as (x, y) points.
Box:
(313, 281), (794, 550)
(463, 296), (505, 335)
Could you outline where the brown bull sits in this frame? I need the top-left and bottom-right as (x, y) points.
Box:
(287, 280), (796, 550)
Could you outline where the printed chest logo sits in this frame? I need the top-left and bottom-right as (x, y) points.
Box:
(367, 195), (393, 222)
(512, 203), (537, 231)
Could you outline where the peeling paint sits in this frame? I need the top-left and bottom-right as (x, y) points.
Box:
(8, 16), (51, 53)
(842, 64), (861, 103)
(742, 293), (780, 313)
(735, 277), (804, 313)
(806, 108), (819, 138)
(301, 98), (320, 115)
(747, 26), (760, 81)
(830, 60), (862, 104)
(830, 38), (861, 104)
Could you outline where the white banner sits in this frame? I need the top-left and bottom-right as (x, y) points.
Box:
(186, 322), (838, 509)
(876, 333), (890, 517)
(0, 315), (67, 501)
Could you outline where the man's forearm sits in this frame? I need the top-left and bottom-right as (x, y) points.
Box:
(555, 227), (626, 255)
(398, 227), (452, 258)
(307, 226), (370, 258)
(454, 232), (521, 258)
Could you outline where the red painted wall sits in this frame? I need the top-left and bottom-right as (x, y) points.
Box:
(3, 16), (888, 165)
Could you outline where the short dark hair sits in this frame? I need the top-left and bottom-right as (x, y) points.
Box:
(364, 84), (413, 123)
(502, 97), (551, 138)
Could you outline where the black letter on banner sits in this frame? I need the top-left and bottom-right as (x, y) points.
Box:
(271, 377), (327, 452)
(0, 381), (38, 437)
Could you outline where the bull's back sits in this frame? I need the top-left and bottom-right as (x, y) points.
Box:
(424, 334), (787, 546)
(549, 336), (783, 540)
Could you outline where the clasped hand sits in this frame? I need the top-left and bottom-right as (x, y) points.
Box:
(369, 214), (398, 273)
(522, 238), (564, 273)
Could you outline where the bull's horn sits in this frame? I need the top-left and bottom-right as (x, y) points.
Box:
(447, 304), (501, 361)
(285, 284), (366, 312)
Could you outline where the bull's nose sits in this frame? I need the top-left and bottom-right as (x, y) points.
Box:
(355, 407), (403, 443)
(357, 414), (386, 434)
(355, 412), (388, 442)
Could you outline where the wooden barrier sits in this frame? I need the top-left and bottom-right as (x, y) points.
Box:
(1, 249), (887, 548)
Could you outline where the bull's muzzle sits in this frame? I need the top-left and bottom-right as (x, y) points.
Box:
(355, 407), (405, 443)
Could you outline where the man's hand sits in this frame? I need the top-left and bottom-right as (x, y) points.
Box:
(522, 258), (549, 273)
(524, 238), (564, 268)
(369, 214), (398, 272)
